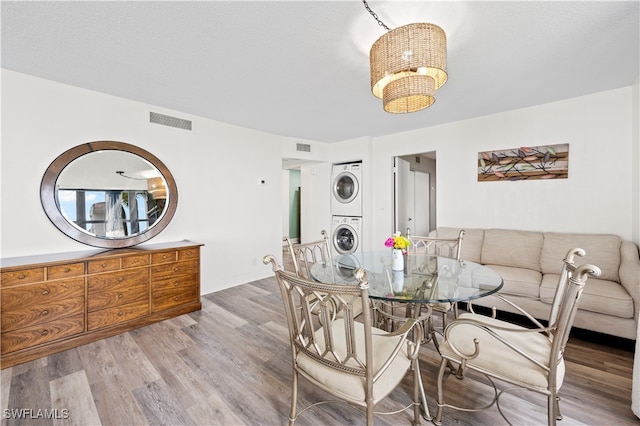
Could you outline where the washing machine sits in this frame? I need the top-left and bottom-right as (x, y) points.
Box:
(331, 216), (362, 255)
(331, 162), (362, 217)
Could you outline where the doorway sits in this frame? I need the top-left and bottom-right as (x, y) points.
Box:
(282, 168), (301, 243)
(394, 152), (437, 236)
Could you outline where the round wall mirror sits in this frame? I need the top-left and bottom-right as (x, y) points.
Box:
(41, 141), (178, 248)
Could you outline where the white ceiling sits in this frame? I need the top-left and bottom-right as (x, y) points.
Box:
(2, 1), (638, 143)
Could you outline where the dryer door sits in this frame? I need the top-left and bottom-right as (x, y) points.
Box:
(332, 171), (359, 204)
(333, 224), (359, 254)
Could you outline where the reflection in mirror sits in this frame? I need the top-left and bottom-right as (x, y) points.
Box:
(56, 151), (168, 239)
(41, 141), (178, 249)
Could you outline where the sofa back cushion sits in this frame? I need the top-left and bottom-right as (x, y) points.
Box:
(540, 232), (621, 282)
(435, 227), (484, 263)
(481, 229), (543, 271)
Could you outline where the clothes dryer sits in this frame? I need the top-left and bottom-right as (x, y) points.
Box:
(331, 216), (362, 255)
(331, 162), (362, 217)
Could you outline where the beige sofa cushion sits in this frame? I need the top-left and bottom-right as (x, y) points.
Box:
(436, 227), (484, 263)
(484, 265), (541, 298)
(540, 233), (621, 282)
(540, 274), (634, 319)
(481, 229), (543, 271)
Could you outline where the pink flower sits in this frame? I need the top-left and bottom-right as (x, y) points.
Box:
(384, 237), (395, 248)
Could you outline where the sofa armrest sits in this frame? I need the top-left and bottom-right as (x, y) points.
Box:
(620, 241), (640, 323)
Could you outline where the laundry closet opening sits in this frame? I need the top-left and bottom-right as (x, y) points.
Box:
(394, 152), (437, 236)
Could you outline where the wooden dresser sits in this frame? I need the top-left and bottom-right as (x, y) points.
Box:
(1, 240), (202, 368)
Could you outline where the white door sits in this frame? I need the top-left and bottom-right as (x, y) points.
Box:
(394, 157), (430, 236)
(394, 157), (412, 234)
(412, 171), (430, 236)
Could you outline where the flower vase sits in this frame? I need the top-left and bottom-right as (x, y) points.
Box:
(392, 270), (404, 292)
(392, 249), (404, 271)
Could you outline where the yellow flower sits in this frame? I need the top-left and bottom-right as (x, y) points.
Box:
(385, 233), (411, 250)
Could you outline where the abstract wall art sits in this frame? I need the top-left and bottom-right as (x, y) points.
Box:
(477, 143), (569, 182)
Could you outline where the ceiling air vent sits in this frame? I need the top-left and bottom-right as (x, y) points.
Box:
(296, 143), (311, 152)
(150, 112), (192, 131)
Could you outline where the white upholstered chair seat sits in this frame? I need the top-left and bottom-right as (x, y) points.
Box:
(296, 319), (410, 404)
(440, 313), (564, 389)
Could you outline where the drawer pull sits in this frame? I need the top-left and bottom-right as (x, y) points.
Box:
(117, 277), (124, 282)
(42, 330), (49, 336)
(42, 289), (50, 296)
(186, 251), (192, 255)
(101, 263), (107, 268)
(174, 296), (179, 301)
(118, 311), (124, 316)
(42, 310), (49, 316)
(162, 255), (168, 259)
(174, 282), (179, 287)
(118, 293), (124, 299)
(63, 268), (71, 273)
(18, 274), (26, 280)
(174, 267), (180, 272)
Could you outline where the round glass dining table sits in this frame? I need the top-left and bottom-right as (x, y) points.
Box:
(309, 251), (504, 304)
(310, 250), (503, 421)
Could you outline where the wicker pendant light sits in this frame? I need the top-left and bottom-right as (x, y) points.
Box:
(382, 74), (436, 113)
(363, 2), (447, 113)
(147, 177), (167, 200)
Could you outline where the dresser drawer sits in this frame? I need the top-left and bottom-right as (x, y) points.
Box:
(152, 286), (199, 312)
(152, 274), (197, 293)
(178, 247), (199, 261)
(151, 260), (199, 281)
(87, 299), (149, 331)
(88, 269), (149, 293)
(1, 268), (45, 287)
(88, 258), (121, 274)
(1, 313), (85, 354)
(88, 281), (148, 312)
(122, 253), (150, 269)
(151, 250), (177, 264)
(47, 262), (85, 280)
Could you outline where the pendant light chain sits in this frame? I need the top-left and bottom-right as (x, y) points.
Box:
(362, 0), (390, 31)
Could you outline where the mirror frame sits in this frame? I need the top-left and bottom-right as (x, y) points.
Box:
(41, 141), (178, 249)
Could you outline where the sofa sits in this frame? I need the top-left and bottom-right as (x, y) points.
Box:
(429, 227), (640, 340)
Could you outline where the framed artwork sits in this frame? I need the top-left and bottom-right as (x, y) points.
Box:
(478, 143), (568, 181)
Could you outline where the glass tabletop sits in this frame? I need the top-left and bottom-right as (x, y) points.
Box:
(309, 251), (503, 304)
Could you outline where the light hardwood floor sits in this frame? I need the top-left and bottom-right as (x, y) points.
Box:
(1, 253), (637, 425)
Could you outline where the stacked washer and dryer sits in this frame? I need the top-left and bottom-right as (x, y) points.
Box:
(330, 162), (363, 255)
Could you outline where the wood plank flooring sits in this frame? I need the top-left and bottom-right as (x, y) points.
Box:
(1, 252), (637, 425)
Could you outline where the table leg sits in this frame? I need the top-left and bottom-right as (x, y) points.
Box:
(410, 303), (433, 420)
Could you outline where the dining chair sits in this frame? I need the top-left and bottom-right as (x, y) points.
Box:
(284, 230), (333, 280)
(433, 248), (601, 426)
(407, 228), (465, 262)
(285, 230), (363, 318)
(263, 255), (425, 426)
(406, 229), (466, 338)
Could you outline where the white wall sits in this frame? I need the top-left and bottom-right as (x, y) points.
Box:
(1, 70), (286, 294)
(362, 87), (637, 251)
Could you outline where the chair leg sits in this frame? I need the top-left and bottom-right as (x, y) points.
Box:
(433, 356), (449, 425)
(547, 393), (558, 426)
(366, 398), (374, 426)
(289, 369), (298, 426)
(412, 358), (425, 424)
(554, 394), (563, 421)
